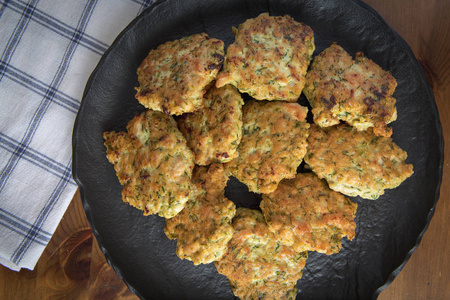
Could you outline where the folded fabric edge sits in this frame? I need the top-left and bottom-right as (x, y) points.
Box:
(0, 182), (78, 272)
(0, 256), (21, 272)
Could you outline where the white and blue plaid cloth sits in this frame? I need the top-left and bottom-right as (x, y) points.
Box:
(0, 0), (154, 271)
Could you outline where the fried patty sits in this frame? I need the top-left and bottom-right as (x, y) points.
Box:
(103, 110), (195, 218)
(260, 173), (358, 255)
(305, 124), (414, 200)
(225, 100), (310, 194)
(164, 164), (236, 265)
(215, 208), (308, 300)
(177, 85), (244, 165)
(135, 33), (224, 115)
(216, 13), (315, 101)
(304, 43), (397, 137)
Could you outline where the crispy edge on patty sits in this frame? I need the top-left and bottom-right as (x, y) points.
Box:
(164, 163), (236, 265)
(304, 43), (397, 137)
(304, 124), (414, 200)
(225, 100), (310, 194)
(260, 172), (358, 254)
(215, 208), (308, 300)
(103, 110), (195, 218)
(135, 33), (225, 115)
(216, 13), (315, 101)
(177, 84), (244, 165)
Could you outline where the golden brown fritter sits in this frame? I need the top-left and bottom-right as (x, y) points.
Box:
(164, 164), (236, 265)
(135, 33), (225, 115)
(225, 100), (310, 194)
(216, 13), (315, 101)
(304, 43), (397, 137)
(177, 85), (244, 165)
(305, 124), (414, 200)
(260, 173), (358, 255)
(103, 110), (195, 218)
(215, 208), (308, 300)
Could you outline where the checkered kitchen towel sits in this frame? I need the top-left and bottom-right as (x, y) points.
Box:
(0, 0), (154, 271)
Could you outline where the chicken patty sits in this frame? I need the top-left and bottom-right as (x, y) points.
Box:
(304, 124), (414, 199)
(304, 43), (397, 137)
(225, 100), (310, 194)
(260, 172), (358, 254)
(177, 85), (244, 165)
(135, 33), (224, 115)
(103, 110), (195, 218)
(216, 13), (315, 101)
(215, 208), (308, 300)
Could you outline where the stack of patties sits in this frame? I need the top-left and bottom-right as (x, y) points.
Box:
(105, 32), (240, 266)
(213, 13), (314, 299)
(104, 32), (227, 219)
(303, 43), (413, 200)
(216, 13), (314, 195)
(102, 11), (415, 300)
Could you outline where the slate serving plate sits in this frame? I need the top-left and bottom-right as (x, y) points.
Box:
(72, 0), (444, 299)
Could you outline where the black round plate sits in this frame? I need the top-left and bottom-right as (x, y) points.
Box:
(72, 0), (444, 299)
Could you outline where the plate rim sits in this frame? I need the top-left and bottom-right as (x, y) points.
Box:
(354, 0), (444, 297)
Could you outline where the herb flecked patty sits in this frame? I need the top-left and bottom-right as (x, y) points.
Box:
(260, 173), (358, 255)
(215, 208), (308, 300)
(177, 85), (244, 165)
(216, 13), (315, 101)
(225, 100), (310, 194)
(103, 110), (195, 218)
(164, 164), (236, 265)
(135, 33), (224, 115)
(305, 124), (414, 200)
(304, 43), (397, 137)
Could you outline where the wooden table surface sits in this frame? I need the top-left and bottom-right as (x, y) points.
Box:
(1, 0), (448, 299)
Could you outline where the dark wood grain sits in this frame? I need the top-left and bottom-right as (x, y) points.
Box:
(0, 0), (448, 299)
